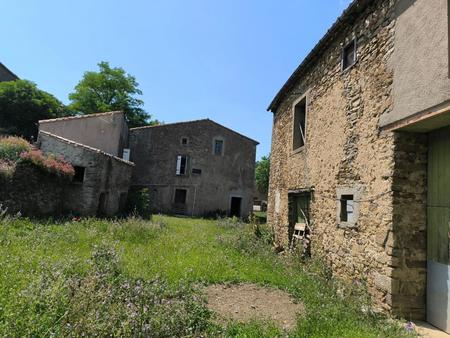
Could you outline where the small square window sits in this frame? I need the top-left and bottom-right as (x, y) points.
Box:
(176, 155), (188, 175)
(214, 139), (224, 155)
(174, 189), (187, 204)
(340, 195), (354, 222)
(342, 39), (357, 70)
(181, 137), (188, 145)
(192, 168), (202, 175)
(293, 98), (307, 150)
(73, 166), (85, 183)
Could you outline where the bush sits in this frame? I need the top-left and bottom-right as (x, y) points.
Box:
(0, 136), (31, 162)
(19, 149), (74, 178)
(126, 187), (152, 219)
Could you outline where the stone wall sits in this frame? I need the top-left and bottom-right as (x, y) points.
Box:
(129, 119), (257, 218)
(268, 0), (427, 319)
(38, 131), (134, 217)
(390, 132), (428, 319)
(0, 162), (68, 216)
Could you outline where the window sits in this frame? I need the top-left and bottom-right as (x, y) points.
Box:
(336, 186), (362, 228)
(73, 166), (85, 183)
(122, 148), (130, 161)
(181, 137), (188, 145)
(174, 189), (187, 204)
(293, 98), (307, 150)
(192, 168), (202, 175)
(340, 195), (354, 223)
(214, 139), (224, 155)
(176, 155), (188, 175)
(342, 39), (357, 70)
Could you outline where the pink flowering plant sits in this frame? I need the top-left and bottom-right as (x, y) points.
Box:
(19, 149), (75, 178)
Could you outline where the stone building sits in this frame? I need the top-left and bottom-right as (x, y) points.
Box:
(37, 114), (257, 218)
(267, 0), (450, 331)
(0, 63), (18, 82)
(129, 119), (258, 218)
(39, 111), (129, 157)
(37, 112), (134, 216)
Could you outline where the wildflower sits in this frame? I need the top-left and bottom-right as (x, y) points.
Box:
(405, 321), (415, 332)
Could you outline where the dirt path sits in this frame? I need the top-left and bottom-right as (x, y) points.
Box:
(204, 283), (304, 330)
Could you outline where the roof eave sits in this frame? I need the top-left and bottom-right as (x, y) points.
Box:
(267, 0), (371, 113)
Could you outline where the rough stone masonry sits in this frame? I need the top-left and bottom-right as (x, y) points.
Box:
(267, 0), (428, 319)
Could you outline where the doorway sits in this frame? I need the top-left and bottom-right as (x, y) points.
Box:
(288, 192), (311, 242)
(427, 125), (450, 333)
(230, 197), (242, 217)
(97, 192), (108, 217)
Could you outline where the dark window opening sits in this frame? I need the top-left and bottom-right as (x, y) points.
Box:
(174, 189), (187, 204)
(214, 139), (224, 155)
(342, 39), (357, 70)
(293, 98), (307, 150)
(181, 137), (188, 145)
(176, 155), (188, 175)
(192, 168), (202, 175)
(73, 166), (85, 183)
(340, 194), (354, 222)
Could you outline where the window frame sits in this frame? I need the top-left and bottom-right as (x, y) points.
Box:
(336, 186), (363, 228)
(341, 38), (357, 71)
(213, 137), (225, 156)
(292, 95), (308, 153)
(175, 155), (188, 176)
(181, 137), (189, 145)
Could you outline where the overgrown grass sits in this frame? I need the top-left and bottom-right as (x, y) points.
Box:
(0, 215), (413, 337)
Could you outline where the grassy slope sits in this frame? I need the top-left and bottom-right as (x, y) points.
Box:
(0, 216), (411, 337)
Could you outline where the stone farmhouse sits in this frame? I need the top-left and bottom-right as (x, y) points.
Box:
(267, 0), (450, 331)
(37, 113), (257, 218)
(38, 112), (134, 217)
(130, 120), (258, 218)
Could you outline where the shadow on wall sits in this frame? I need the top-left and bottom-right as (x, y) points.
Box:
(390, 131), (428, 320)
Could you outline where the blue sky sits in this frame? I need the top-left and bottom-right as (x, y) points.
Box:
(1, 0), (351, 159)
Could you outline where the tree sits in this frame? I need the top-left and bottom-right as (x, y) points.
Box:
(69, 62), (156, 127)
(255, 155), (270, 194)
(0, 80), (71, 140)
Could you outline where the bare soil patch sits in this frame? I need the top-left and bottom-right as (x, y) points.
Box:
(204, 283), (304, 330)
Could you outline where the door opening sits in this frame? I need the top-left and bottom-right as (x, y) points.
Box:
(97, 192), (108, 217)
(230, 197), (242, 217)
(288, 192), (311, 247)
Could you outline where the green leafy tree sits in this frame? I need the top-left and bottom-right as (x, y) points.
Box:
(255, 155), (270, 194)
(69, 62), (156, 127)
(0, 80), (71, 140)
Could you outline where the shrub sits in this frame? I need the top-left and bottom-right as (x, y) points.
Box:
(126, 187), (152, 219)
(0, 136), (31, 162)
(19, 149), (74, 178)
